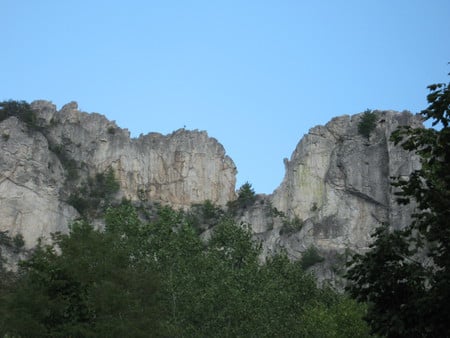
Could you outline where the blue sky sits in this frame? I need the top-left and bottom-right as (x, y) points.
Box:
(2, 1), (449, 194)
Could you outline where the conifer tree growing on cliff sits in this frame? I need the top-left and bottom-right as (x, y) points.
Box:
(346, 71), (450, 337)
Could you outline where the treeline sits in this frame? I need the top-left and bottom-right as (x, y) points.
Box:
(0, 201), (371, 337)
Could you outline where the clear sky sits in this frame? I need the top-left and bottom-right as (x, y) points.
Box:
(2, 1), (449, 194)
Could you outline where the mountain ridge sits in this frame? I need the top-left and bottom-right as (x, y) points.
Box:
(0, 100), (421, 283)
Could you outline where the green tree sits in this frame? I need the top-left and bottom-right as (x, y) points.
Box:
(237, 181), (256, 207)
(1, 202), (371, 337)
(0, 231), (17, 303)
(140, 205), (370, 337)
(346, 74), (450, 336)
(0, 221), (167, 337)
(300, 297), (370, 338)
(358, 109), (377, 139)
(228, 182), (256, 213)
(0, 100), (37, 128)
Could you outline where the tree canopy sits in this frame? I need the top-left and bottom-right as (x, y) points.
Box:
(0, 220), (166, 337)
(1, 201), (371, 337)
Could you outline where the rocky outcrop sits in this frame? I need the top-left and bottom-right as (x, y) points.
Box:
(1, 100), (422, 279)
(0, 101), (237, 247)
(0, 115), (78, 248)
(244, 111), (422, 282)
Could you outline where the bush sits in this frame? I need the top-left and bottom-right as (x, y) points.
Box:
(300, 245), (325, 270)
(48, 143), (80, 180)
(12, 234), (25, 252)
(279, 216), (304, 236)
(67, 168), (120, 217)
(358, 109), (377, 139)
(67, 193), (90, 214)
(0, 100), (37, 130)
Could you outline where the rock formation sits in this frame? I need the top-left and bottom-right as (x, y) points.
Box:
(0, 100), (422, 280)
(0, 114), (78, 249)
(244, 111), (422, 283)
(0, 101), (237, 247)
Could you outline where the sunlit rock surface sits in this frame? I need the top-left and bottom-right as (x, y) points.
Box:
(0, 101), (237, 246)
(1, 101), (421, 284)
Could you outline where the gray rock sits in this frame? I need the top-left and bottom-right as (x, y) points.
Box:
(0, 101), (237, 247)
(243, 110), (422, 284)
(0, 102), (422, 284)
(0, 116), (78, 248)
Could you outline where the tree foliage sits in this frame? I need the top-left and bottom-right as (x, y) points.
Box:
(0, 100), (37, 129)
(0, 220), (166, 337)
(0, 231), (18, 300)
(300, 245), (325, 270)
(358, 109), (378, 139)
(228, 182), (257, 214)
(347, 74), (450, 337)
(237, 181), (256, 206)
(1, 201), (371, 337)
(67, 168), (120, 217)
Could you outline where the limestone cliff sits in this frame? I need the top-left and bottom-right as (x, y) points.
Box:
(0, 101), (237, 247)
(0, 115), (78, 249)
(0, 101), (421, 276)
(243, 110), (422, 282)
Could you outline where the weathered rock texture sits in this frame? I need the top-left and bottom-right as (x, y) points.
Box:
(245, 111), (422, 282)
(0, 115), (78, 248)
(1, 101), (421, 278)
(0, 101), (236, 247)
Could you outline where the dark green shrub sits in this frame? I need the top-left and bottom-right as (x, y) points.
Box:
(66, 161), (79, 180)
(279, 215), (304, 236)
(300, 245), (325, 270)
(0, 231), (13, 249)
(48, 143), (80, 180)
(93, 168), (120, 198)
(291, 216), (304, 229)
(12, 234), (25, 253)
(67, 168), (120, 217)
(48, 143), (63, 155)
(199, 199), (224, 224)
(358, 109), (377, 139)
(0, 100), (37, 129)
(270, 206), (286, 218)
(67, 193), (90, 214)
(186, 200), (226, 232)
(0, 232), (25, 255)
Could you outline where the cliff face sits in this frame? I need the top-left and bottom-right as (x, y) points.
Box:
(0, 101), (421, 268)
(245, 111), (422, 280)
(0, 115), (78, 248)
(0, 101), (237, 247)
